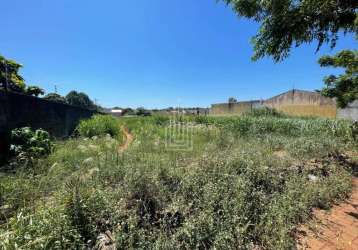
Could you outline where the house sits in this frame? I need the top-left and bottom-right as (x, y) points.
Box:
(110, 109), (123, 117)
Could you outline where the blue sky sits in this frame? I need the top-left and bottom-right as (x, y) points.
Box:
(1, 0), (356, 108)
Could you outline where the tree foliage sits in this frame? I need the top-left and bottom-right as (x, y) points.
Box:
(136, 107), (151, 116)
(66, 91), (95, 109)
(319, 50), (358, 108)
(0, 55), (47, 96)
(26, 86), (45, 97)
(123, 108), (136, 115)
(43, 93), (67, 104)
(228, 97), (238, 103)
(221, 0), (357, 61)
(0, 55), (26, 92)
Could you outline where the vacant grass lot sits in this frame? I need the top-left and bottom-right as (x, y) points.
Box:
(0, 113), (357, 249)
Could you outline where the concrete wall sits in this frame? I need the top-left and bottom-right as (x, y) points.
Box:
(0, 91), (96, 162)
(211, 101), (263, 115)
(264, 89), (337, 118)
(338, 100), (358, 120)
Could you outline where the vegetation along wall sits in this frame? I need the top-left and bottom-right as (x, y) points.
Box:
(263, 89), (337, 118)
(0, 91), (96, 161)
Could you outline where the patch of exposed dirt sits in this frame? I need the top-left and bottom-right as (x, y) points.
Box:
(118, 127), (133, 153)
(273, 150), (289, 159)
(297, 176), (358, 249)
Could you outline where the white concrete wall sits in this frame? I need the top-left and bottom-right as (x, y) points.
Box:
(337, 100), (358, 121)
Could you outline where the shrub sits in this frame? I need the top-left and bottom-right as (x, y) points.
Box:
(77, 115), (120, 138)
(10, 127), (52, 162)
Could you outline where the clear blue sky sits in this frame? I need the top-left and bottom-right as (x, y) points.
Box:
(1, 0), (356, 108)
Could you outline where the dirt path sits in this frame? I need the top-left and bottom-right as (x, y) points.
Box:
(297, 177), (358, 249)
(118, 126), (133, 152)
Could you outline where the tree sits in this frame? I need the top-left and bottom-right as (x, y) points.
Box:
(136, 107), (151, 116)
(26, 85), (45, 97)
(0, 55), (26, 92)
(228, 97), (237, 103)
(43, 93), (67, 104)
(319, 50), (358, 108)
(221, 0), (357, 61)
(65, 91), (95, 109)
(123, 108), (135, 116)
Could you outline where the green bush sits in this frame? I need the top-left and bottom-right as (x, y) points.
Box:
(77, 115), (120, 138)
(10, 127), (52, 161)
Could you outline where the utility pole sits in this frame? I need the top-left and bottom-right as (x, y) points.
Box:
(54, 84), (58, 94)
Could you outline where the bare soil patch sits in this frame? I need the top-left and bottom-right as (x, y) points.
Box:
(118, 126), (133, 152)
(297, 177), (358, 249)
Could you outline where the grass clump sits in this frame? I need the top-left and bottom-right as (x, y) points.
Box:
(77, 115), (120, 138)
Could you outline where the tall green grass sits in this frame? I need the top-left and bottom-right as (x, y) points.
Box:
(192, 115), (355, 141)
(77, 115), (120, 138)
(0, 115), (356, 249)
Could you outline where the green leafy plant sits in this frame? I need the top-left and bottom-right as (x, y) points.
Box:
(77, 115), (120, 138)
(10, 127), (52, 163)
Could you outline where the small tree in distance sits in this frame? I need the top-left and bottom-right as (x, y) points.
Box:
(26, 86), (45, 97)
(136, 107), (151, 116)
(65, 91), (95, 110)
(43, 93), (67, 104)
(228, 97), (237, 103)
